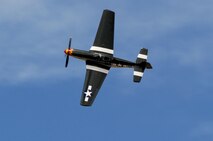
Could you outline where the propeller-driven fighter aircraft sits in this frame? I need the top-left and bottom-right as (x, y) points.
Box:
(64, 9), (152, 106)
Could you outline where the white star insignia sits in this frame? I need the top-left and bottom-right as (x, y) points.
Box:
(84, 85), (92, 102)
(84, 90), (92, 97)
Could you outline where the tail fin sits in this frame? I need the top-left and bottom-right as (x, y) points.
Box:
(133, 48), (152, 83)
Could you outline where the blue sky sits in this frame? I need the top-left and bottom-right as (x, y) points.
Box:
(0, 0), (213, 140)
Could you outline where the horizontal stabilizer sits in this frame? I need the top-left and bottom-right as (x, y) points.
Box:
(133, 48), (152, 83)
(136, 48), (148, 64)
(133, 66), (145, 83)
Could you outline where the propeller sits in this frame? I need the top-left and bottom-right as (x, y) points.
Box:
(65, 38), (72, 68)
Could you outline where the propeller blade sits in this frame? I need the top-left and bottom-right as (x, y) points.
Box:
(65, 55), (69, 68)
(65, 37), (72, 68)
(68, 38), (72, 49)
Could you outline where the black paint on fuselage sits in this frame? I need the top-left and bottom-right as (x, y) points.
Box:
(70, 48), (139, 68)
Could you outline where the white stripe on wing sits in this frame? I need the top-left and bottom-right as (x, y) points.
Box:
(90, 46), (114, 54)
(86, 65), (109, 74)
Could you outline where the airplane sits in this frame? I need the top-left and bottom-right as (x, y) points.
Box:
(64, 9), (152, 106)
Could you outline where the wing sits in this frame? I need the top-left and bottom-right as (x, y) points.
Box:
(80, 9), (114, 106)
(80, 61), (110, 106)
(90, 9), (115, 56)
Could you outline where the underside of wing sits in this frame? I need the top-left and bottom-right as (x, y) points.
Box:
(90, 9), (115, 56)
(80, 61), (110, 106)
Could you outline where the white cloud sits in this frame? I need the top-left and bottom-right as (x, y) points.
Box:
(0, 0), (47, 22)
(0, 0), (94, 84)
(190, 121), (213, 138)
(0, 0), (213, 84)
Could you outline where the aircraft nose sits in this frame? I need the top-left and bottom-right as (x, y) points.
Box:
(64, 49), (73, 55)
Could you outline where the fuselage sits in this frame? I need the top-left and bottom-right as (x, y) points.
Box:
(64, 48), (138, 68)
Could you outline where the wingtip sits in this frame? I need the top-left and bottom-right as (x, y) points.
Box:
(80, 102), (93, 107)
(103, 9), (115, 14)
